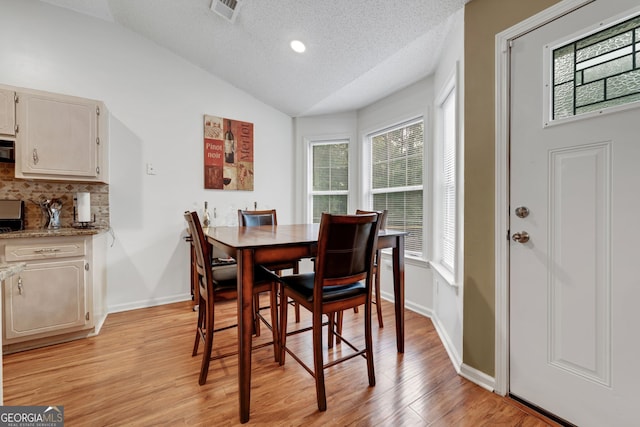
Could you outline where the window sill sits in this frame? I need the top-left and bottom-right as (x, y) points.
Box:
(379, 250), (429, 268)
(429, 261), (457, 287)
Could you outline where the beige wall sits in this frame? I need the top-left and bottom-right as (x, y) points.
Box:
(463, 0), (561, 376)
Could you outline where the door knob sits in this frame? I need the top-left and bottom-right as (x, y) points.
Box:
(512, 231), (529, 243)
(515, 206), (529, 218)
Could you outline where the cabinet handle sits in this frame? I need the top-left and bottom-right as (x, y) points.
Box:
(33, 148), (39, 165)
(34, 248), (61, 254)
(17, 277), (23, 295)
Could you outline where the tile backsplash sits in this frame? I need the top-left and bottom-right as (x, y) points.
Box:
(0, 163), (109, 229)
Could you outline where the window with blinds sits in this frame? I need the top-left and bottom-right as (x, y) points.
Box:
(440, 87), (456, 272)
(310, 140), (349, 223)
(370, 118), (424, 255)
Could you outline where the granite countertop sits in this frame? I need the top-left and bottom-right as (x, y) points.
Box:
(0, 227), (108, 239)
(0, 262), (26, 281)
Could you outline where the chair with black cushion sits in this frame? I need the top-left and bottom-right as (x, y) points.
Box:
(331, 209), (387, 348)
(238, 209), (301, 322)
(276, 212), (381, 411)
(184, 211), (279, 386)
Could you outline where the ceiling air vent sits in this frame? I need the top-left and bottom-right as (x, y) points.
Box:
(211, 0), (242, 23)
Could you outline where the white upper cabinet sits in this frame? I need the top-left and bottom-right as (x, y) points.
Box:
(0, 88), (16, 137)
(14, 88), (109, 183)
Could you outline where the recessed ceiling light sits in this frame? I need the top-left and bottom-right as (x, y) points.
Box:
(290, 40), (306, 53)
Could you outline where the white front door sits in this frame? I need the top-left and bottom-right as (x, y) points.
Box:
(509, 1), (640, 425)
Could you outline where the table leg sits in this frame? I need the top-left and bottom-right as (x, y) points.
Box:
(392, 235), (405, 353)
(238, 249), (254, 423)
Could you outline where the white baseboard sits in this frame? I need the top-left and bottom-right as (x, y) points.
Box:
(431, 313), (462, 370)
(379, 291), (433, 319)
(459, 363), (496, 392)
(108, 293), (192, 314)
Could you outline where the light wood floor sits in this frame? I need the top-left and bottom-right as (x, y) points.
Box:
(3, 298), (560, 426)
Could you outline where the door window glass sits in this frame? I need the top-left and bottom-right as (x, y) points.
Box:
(553, 14), (640, 120)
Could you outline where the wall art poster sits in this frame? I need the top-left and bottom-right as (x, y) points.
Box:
(203, 115), (254, 191)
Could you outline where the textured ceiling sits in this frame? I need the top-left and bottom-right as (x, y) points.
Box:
(40, 0), (467, 117)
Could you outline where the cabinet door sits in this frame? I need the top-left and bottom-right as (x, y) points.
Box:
(0, 89), (15, 137)
(4, 259), (88, 340)
(17, 92), (98, 178)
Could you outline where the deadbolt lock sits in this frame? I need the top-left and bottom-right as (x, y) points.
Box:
(515, 206), (530, 218)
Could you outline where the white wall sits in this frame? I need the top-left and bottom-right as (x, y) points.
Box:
(0, 0), (294, 312)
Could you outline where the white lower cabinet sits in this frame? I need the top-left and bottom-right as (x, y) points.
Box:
(1, 234), (107, 352)
(4, 259), (89, 340)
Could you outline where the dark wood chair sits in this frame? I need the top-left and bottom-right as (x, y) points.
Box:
(276, 212), (381, 411)
(354, 209), (387, 328)
(331, 209), (387, 347)
(184, 211), (279, 385)
(238, 209), (301, 322)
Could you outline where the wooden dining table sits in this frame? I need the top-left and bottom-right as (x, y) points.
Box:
(205, 223), (406, 424)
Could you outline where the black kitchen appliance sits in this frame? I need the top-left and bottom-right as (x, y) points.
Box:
(0, 200), (25, 233)
(0, 140), (15, 163)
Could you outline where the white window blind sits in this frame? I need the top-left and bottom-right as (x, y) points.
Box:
(440, 89), (456, 271)
(370, 118), (424, 255)
(310, 140), (348, 223)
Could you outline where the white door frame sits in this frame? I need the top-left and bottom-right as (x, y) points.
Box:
(493, 0), (594, 396)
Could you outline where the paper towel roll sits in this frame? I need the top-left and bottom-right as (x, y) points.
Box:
(76, 192), (91, 223)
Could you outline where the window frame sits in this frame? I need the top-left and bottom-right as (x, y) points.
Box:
(364, 116), (426, 259)
(431, 69), (460, 285)
(306, 138), (350, 223)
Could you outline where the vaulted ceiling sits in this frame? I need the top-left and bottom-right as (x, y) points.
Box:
(40, 0), (468, 117)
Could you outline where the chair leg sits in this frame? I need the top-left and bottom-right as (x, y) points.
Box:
(192, 299), (204, 356)
(253, 293), (261, 337)
(198, 297), (215, 385)
(269, 284), (280, 363)
(364, 300), (376, 387)
(312, 311), (327, 411)
(278, 287), (289, 366)
(294, 300), (301, 322)
(374, 265), (384, 328)
(328, 312), (335, 348)
(335, 311), (343, 345)
(293, 263), (301, 323)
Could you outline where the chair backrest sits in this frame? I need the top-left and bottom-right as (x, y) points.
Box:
(314, 213), (380, 296)
(184, 211), (211, 299)
(238, 209), (277, 226)
(355, 209), (388, 231)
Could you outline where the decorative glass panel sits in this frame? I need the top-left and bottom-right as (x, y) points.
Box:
(576, 32), (632, 63)
(607, 69), (640, 98)
(552, 14), (640, 120)
(576, 80), (604, 107)
(582, 55), (633, 84)
(554, 81), (574, 119)
(554, 45), (575, 84)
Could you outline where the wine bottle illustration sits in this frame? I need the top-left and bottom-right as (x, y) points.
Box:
(224, 119), (235, 164)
